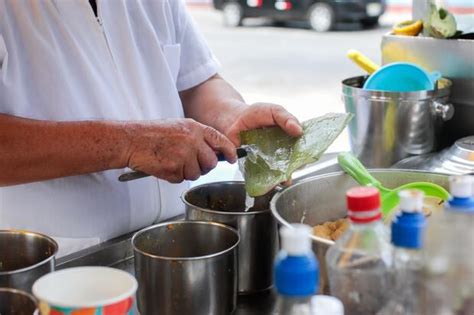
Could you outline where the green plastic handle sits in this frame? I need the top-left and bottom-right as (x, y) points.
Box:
(338, 152), (383, 189)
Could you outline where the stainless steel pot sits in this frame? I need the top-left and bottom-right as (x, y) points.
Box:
(183, 182), (278, 294)
(270, 170), (449, 293)
(0, 287), (37, 315)
(343, 76), (453, 167)
(132, 221), (240, 315)
(0, 230), (58, 293)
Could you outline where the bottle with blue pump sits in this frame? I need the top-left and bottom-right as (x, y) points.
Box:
(274, 224), (319, 315)
(423, 175), (474, 314)
(377, 189), (426, 315)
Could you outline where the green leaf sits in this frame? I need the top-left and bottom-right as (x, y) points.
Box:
(240, 113), (352, 196)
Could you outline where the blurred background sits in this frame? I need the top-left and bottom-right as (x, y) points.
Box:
(185, 0), (473, 182)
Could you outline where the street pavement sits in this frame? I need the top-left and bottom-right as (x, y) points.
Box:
(187, 7), (408, 183)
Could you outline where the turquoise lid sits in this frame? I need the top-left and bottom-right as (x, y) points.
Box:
(363, 62), (441, 92)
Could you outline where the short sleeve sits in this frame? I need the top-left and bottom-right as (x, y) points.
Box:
(172, 0), (220, 91)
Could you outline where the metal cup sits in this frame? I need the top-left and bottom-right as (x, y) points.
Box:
(183, 181), (278, 294)
(0, 230), (58, 293)
(0, 287), (38, 315)
(132, 221), (240, 315)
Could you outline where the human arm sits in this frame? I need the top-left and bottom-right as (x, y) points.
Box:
(180, 74), (303, 145)
(0, 114), (236, 186)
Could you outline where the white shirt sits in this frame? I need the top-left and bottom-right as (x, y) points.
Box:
(0, 0), (219, 256)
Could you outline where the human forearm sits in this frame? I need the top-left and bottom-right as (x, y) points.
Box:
(0, 114), (130, 186)
(180, 74), (246, 134)
(0, 114), (236, 186)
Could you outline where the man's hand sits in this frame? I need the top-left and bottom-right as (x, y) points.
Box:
(224, 103), (303, 146)
(126, 119), (237, 183)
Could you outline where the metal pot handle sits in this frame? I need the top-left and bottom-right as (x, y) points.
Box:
(432, 101), (454, 121)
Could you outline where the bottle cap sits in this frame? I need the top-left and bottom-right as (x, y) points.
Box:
(391, 211), (426, 249)
(448, 176), (474, 212)
(346, 187), (381, 223)
(398, 189), (424, 213)
(280, 224), (312, 256)
(449, 175), (472, 198)
(275, 224), (319, 297)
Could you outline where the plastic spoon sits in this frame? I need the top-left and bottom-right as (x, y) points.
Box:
(337, 152), (450, 218)
(347, 49), (380, 74)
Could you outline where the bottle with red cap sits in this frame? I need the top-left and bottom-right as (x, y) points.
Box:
(325, 186), (392, 315)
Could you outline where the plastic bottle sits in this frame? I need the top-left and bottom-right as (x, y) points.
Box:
(274, 224), (319, 315)
(312, 295), (344, 315)
(325, 187), (392, 315)
(423, 175), (474, 314)
(377, 189), (426, 315)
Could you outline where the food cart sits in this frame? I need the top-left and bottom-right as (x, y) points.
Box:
(1, 0), (473, 314)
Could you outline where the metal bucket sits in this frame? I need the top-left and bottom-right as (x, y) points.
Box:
(183, 182), (278, 294)
(343, 76), (454, 167)
(0, 230), (58, 293)
(132, 221), (240, 315)
(270, 170), (449, 293)
(0, 288), (37, 315)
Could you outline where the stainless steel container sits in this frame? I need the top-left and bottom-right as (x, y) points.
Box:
(132, 221), (240, 315)
(0, 230), (58, 292)
(183, 182), (278, 294)
(270, 170), (449, 293)
(343, 76), (453, 167)
(0, 288), (37, 315)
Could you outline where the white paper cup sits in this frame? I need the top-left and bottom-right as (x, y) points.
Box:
(32, 266), (137, 315)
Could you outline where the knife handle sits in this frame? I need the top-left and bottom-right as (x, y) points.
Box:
(119, 147), (247, 182)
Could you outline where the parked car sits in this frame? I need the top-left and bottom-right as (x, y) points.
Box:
(212, 0), (386, 32)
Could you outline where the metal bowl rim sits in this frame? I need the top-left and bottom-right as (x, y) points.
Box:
(132, 220), (240, 261)
(270, 169), (451, 246)
(182, 181), (272, 216)
(0, 287), (38, 303)
(0, 229), (58, 276)
(342, 75), (452, 99)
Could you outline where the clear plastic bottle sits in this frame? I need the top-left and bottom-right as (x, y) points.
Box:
(325, 187), (392, 315)
(377, 189), (427, 315)
(275, 224), (319, 315)
(422, 175), (474, 315)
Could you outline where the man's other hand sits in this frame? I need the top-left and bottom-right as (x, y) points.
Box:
(225, 103), (303, 146)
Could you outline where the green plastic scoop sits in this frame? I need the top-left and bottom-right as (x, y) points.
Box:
(338, 152), (450, 218)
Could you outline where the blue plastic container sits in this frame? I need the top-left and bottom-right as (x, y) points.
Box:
(363, 62), (441, 92)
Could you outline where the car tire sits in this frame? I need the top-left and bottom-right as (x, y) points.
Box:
(361, 17), (379, 28)
(308, 3), (335, 32)
(223, 2), (243, 27)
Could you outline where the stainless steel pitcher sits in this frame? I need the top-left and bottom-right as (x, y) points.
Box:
(183, 182), (278, 294)
(343, 76), (453, 167)
(133, 221), (239, 315)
